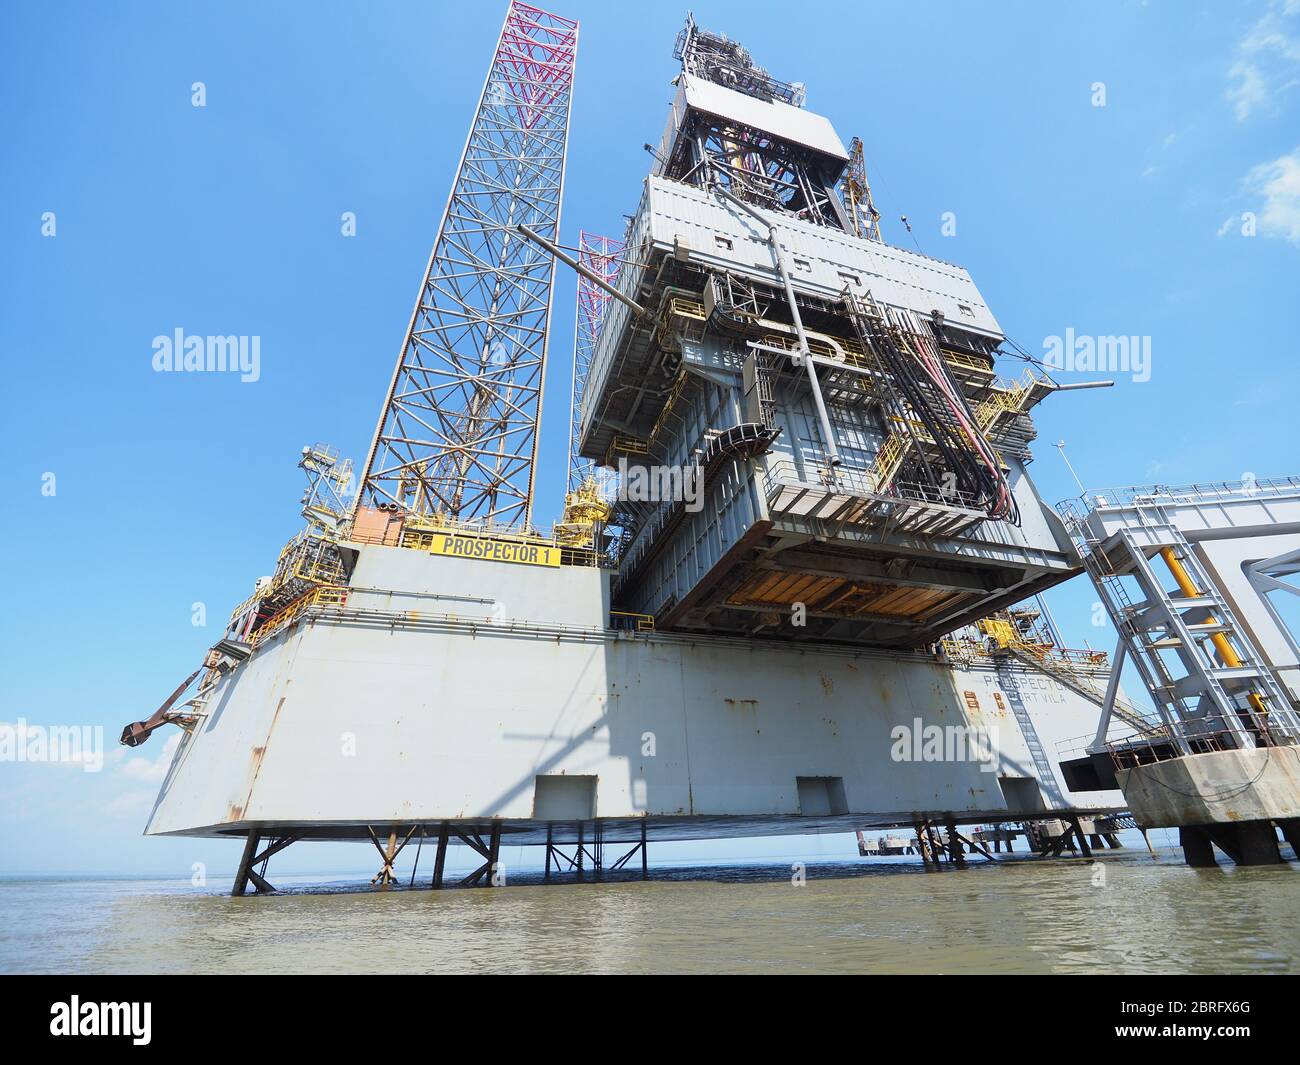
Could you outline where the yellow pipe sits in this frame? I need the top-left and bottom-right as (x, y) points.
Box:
(1159, 546), (1269, 722)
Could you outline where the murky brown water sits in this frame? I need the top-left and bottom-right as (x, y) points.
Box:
(4, 849), (1298, 974)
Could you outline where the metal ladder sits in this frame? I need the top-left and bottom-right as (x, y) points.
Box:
(994, 659), (1065, 805)
(1077, 508), (1300, 750)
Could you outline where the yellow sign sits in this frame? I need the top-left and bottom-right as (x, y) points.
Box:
(427, 532), (561, 568)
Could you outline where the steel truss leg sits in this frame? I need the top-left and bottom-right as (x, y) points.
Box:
(453, 824), (502, 887)
(608, 823), (649, 877)
(232, 831), (260, 897)
(368, 825), (418, 888)
(231, 830), (298, 896)
(945, 818), (967, 868)
(914, 822), (932, 868)
(1071, 817), (1093, 858)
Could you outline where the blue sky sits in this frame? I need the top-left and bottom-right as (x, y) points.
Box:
(1, 0), (1298, 877)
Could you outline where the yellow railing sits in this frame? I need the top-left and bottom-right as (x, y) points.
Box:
(871, 433), (905, 491)
(604, 434), (650, 465)
(252, 585), (350, 645)
(941, 348), (994, 375)
(975, 369), (1042, 431)
(610, 610), (655, 632)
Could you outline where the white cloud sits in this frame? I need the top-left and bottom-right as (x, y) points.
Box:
(104, 789), (159, 818)
(1228, 61), (1269, 120)
(1216, 214), (1236, 236)
(1227, 1), (1300, 121)
(1244, 147), (1300, 242)
(119, 731), (180, 783)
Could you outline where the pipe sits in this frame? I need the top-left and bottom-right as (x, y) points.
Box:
(516, 224), (649, 319)
(1048, 380), (1115, 391)
(712, 185), (841, 466)
(1159, 546), (1271, 732)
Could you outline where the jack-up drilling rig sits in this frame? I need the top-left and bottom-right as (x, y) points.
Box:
(127, 4), (1300, 889)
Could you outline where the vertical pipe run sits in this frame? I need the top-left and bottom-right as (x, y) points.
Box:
(712, 185), (841, 468)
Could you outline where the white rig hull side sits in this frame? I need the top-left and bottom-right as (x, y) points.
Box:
(146, 545), (1123, 843)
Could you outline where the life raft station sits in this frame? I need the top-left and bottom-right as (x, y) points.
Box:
(120, 4), (1300, 895)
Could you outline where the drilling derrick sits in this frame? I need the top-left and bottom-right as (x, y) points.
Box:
(356, 1), (578, 529)
(581, 16), (1076, 647)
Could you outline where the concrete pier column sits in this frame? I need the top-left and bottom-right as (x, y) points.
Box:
(1179, 826), (1217, 867)
(1232, 822), (1281, 865)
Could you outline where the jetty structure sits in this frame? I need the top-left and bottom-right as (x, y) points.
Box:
(122, 3), (1300, 890)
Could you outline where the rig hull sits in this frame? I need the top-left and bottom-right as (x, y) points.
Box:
(145, 545), (1122, 844)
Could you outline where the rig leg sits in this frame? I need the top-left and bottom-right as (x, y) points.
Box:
(641, 820), (648, 881)
(544, 824), (553, 882)
(488, 821), (502, 886)
(378, 830), (399, 889)
(1072, 818), (1092, 858)
(945, 819), (966, 869)
(232, 831), (260, 897)
(431, 822), (449, 889)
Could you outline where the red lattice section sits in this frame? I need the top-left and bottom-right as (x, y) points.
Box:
(496, 2), (579, 130)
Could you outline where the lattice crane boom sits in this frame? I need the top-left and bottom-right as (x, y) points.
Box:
(355, 1), (578, 530)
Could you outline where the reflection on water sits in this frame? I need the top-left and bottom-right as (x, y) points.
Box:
(2, 849), (1297, 974)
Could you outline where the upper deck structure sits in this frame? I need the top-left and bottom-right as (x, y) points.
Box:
(577, 16), (1079, 648)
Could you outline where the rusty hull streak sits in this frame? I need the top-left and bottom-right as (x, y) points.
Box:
(239, 696), (287, 819)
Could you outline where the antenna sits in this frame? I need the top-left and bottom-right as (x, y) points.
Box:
(1055, 439), (1088, 495)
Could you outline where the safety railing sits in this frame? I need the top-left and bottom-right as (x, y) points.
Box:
(1060, 475), (1300, 515)
(610, 610), (655, 633)
(252, 585), (351, 646)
